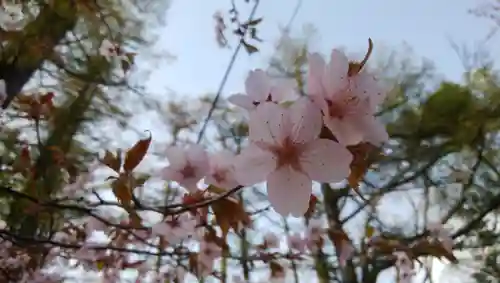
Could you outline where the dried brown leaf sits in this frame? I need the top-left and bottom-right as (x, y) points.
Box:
(211, 198), (251, 238)
(112, 175), (133, 206)
(101, 150), (121, 172)
(123, 132), (151, 172)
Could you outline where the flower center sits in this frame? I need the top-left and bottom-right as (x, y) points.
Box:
(212, 169), (227, 183)
(180, 164), (196, 178)
(326, 94), (360, 119)
(204, 246), (213, 257)
(326, 99), (345, 119)
(270, 137), (302, 171)
(167, 217), (181, 228)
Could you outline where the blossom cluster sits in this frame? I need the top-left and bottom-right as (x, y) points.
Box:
(160, 46), (389, 217)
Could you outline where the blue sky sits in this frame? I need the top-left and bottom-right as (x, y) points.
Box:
(147, 0), (500, 98)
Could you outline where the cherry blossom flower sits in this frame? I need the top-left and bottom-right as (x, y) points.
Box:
(233, 98), (352, 216)
(151, 213), (197, 244)
(228, 69), (296, 111)
(305, 219), (324, 251)
(393, 251), (411, 268)
(167, 266), (186, 283)
(338, 240), (355, 267)
(61, 161), (100, 198)
(263, 232), (280, 249)
(393, 251), (415, 283)
(73, 246), (99, 261)
(204, 150), (239, 190)
(197, 240), (222, 277)
(427, 222), (453, 252)
(287, 233), (307, 253)
(308, 49), (389, 146)
(99, 39), (121, 61)
(85, 216), (107, 235)
(161, 145), (210, 192)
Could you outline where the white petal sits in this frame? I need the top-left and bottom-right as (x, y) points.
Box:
(300, 139), (352, 183)
(267, 165), (312, 217)
(233, 144), (276, 186)
(289, 97), (323, 143)
(249, 102), (290, 145)
(227, 94), (255, 110)
(245, 69), (272, 101)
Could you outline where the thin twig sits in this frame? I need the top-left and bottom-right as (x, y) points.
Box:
(196, 0), (261, 144)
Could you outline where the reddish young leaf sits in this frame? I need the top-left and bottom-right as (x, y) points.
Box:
(101, 150), (121, 173)
(346, 142), (381, 188)
(211, 198), (251, 238)
(304, 194), (318, 220)
(46, 146), (66, 166)
(413, 239), (458, 263)
(269, 261), (284, 278)
(112, 175), (133, 206)
(123, 132), (152, 173)
(13, 144), (31, 175)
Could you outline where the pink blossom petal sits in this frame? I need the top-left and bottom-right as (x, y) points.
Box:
(205, 151), (239, 189)
(181, 177), (202, 192)
(165, 147), (187, 168)
(151, 222), (169, 237)
(352, 115), (389, 146)
(325, 117), (364, 146)
(228, 93), (255, 110)
(267, 166), (312, 217)
(271, 78), (297, 102)
(300, 139), (352, 183)
(309, 93), (329, 116)
(210, 150), (234, 167)
(325, 49), (349, 95)
(186, 145), (208, 165)
(186, 145), (209, 174)
(161, 167), (184, 183)
(234, 144), (276, 186)
(338, 240), (355, 267)
(355, 72), (386, 109)
(307, 53), (326, 97)
(249, 102), (290, 145)
(245, 69), (272, 101)
(289, 98), (323, 143)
